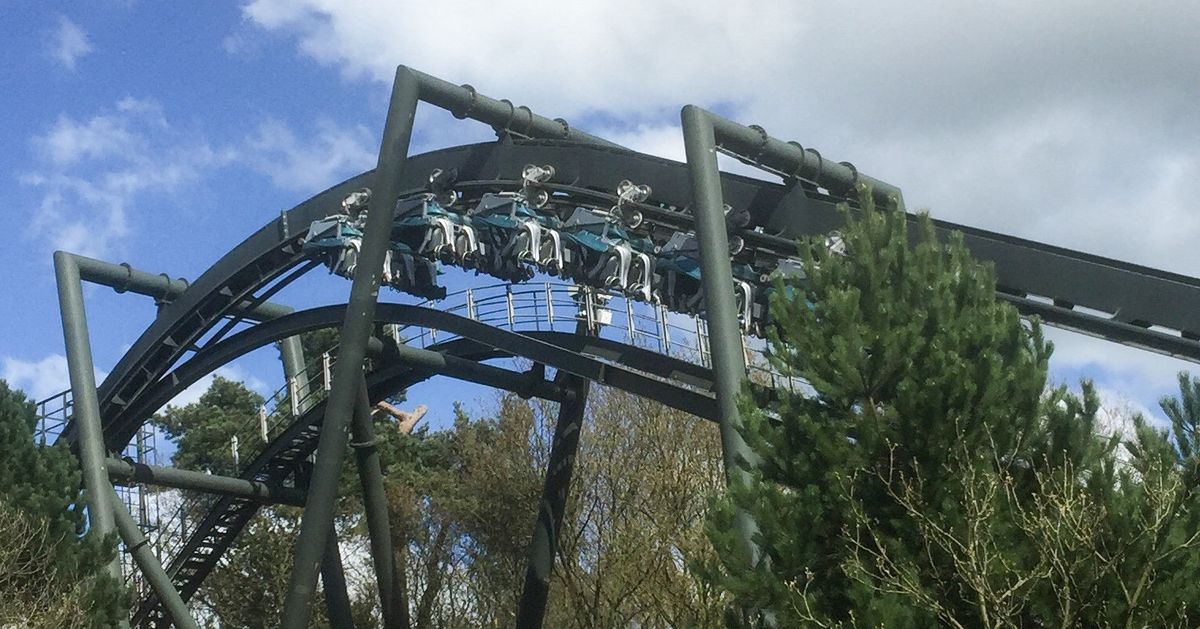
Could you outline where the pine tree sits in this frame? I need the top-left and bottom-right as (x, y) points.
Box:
(0, 379), (127, 627)
(153, 375), (265, 475)
(700, 188), (1150, 626)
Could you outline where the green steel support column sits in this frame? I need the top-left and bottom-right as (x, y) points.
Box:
(680, 106), (760, 565)
(107, 484), (199, 629)
(353, 379), (400, 629)
(278, 335), (310, 412)
(321, 526), (357, 629)
(515, 369), (591, 628)
(280, 66), (420, 629)
(53, 251), (123, 582)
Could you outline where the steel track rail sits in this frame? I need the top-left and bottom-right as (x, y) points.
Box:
(113, 305), (720, 449)
(80, 139), (1200, 456)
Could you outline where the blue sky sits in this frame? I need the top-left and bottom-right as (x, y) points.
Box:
(2, 1), (1199, 440)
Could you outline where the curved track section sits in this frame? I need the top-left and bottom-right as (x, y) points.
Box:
(124, 303), (721, 431)
(129, 305), (723, 626)
(84, 139), (798, 451)
(85, 137), (1200, 455)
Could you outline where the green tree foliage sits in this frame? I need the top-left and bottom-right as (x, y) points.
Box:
(193, 505), (378, 629)
(436, 398), (542, 624)
(298, 327), (339, 363)
(550, 387), (727, 628)
(384, 387), (727, 628)
(153, 375), (264, 476)
(153, 374), (378, 628)
(372, 400), (542, 628)
(704, 188), (1200, 627)
(0, 380), (126, 627)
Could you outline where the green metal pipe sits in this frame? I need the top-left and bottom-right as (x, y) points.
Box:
(105, 458), (306, 506)
(704, 112), (903, 207)
(70, 253), (294, 321)
(352, 379), (400, 629)
(515, 369), (591, 628)
(278, 336), (306, 383)
(680, 107), (761, 565)
(321, 525), (357, 629)
(280, 66), (421, 629)
(408, 67), (623, 149)
(107, 484), (199, 629)
(386, 342), (569, 403)
(53, 251), (122, 582)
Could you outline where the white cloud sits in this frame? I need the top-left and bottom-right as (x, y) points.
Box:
(1042, 326), (1195, 441)
(1, 353), (110, 403)
(240, 0), (803, 115)
(236, 1), (1200, 263)
(240, 118), (376, 192)
(1094, 386), (1164, 434)
(221, 32), (256, 56)
(598, 122), (777, 182)
(600, 124), (686, 162)
(19, 94), (382, 260)
(49, 16), (93, 70)
(1046, 328), (1190, 395)
(37, 113), (137, 166)
(21, 98), (230, 260)
(858, 105), (1200, 274)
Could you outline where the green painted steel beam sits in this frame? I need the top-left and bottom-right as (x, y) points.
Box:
(105, 458), (306, 506)
(54, 251), (123, 583)
(277, 335), (311, 418)
(680, 106), (762, 568)
(321, 523), (357, 628)
(279, 66), (422, 629)
(108, 484), (200, 629)
(407, 67), (623, 149)
(70, 253), (294, 321)
(516, 369), (590, 628)
(702, 111), (903, 208)
(352, 379), (401, 628)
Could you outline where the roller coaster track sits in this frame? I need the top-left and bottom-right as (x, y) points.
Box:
(127, 287), (748, 625)
(43, 281), (778, 625)
(32, 114), (1200, 625)
(38, 138), (1200, 445)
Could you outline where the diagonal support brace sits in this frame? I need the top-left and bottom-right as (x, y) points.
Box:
(54, 251), (123, 582)
(108, 484), (200, 629)
(515, 370), (591, 628)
